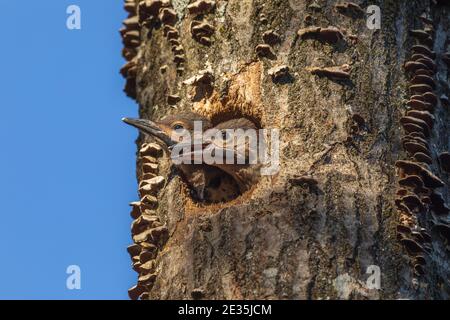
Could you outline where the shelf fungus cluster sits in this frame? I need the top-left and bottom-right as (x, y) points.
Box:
(140, 0), (186, 75)
(396, 12), (450, 278)
(188, 0), (216, 46)
(256, 29), (280, 60)
(297, 18), (351, 82)
(127, 142), (169, 300)
(120, 0), (186, 88)
(120, 0), (141, 99)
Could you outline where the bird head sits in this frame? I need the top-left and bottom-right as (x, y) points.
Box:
(122, 112), (212, 151)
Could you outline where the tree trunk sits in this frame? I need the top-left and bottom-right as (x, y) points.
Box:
(120, 0), (450, 300)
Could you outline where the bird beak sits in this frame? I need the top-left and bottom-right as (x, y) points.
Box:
(122, 118), (177, 148)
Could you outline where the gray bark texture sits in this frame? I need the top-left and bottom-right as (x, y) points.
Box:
(120, 0), (450, 300)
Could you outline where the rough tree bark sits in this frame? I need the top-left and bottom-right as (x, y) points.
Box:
(120, 0), (450, 300)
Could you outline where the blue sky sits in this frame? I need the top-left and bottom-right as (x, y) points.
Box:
(0, 1), (139, 299)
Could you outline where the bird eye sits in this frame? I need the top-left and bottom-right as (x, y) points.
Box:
(221, 130), (230, 141)
(172, 124), (184, 131)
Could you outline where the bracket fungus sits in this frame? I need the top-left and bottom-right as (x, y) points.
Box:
(411, 74), (436, 88)
(402, 134), (429, 149)
(122, 47), (137, 61)
(396, 189), (409, 197)
(406, 99), (434, 112)
(411, 45), (436, 59)
(409, 84), (434, 96)
(171, 45), (185, 56)
(335, 2), (364, 17)
(404, 61), (430, 73)
(123, 15), (140, 29)
(140, 142), (162, 156)
(159, 8), (177, 26)
(400, 116), (430, 137)
(411, 55), (436, 72)
(406, 110), (434, 128)
(255, 44), (276, 59)
(129, 201), (142, 219)
(422, 92), (438, 105)
(141, 155), (158, 165)
(140, 0), (170, 17)
(127, 244), (142, 259)
(413, 152), (433, 165)
(124, 0), (137, 14)
(297, 26), (344, 44)
(187, 0), (216, 16)
(169, 38), (180, 46)
(403, 141), (430, 158)
(396, 161), (445, 189)
(396, 202), (413, 217)
(397, 224), (412, 235)
(139, 245), (158, 262)
(268, 65), (290, 83)
(173, 54), (185, 64)
(419, 13), (433, 25)
(402, 194), (425, 212)
(123, 30), (141, 48)
(263, 30), (281, 45)
(191, 21), (215, 45)
(139, 176), (165, 197)
(142, 164), (159, 176)
(128, 284), (146, 300)
(124, 63), (138, 79)
(307, 65), (351, 80)
(191, 288), (205, 300)
(410, 29), (432, 42)
(120, 5), (142, 101)
(163, 25), (179, 39)
(414, 68), (434, 77)
(133, 229), (154, 244)
(139, 259), (157, 273)
(150, 225), (169, 244)
(132, 214), (162, 235)
(183, 68), (214, 86)
(138, 273), (157, 286)
(140, 194), (159, 211)
(167, 94), (181, 105)
(398, 175), (425, 191)
(400, 238), (425, 256)
(124, 77), (137, 99)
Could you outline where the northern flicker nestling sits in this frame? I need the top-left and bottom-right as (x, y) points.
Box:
(123, 112), (260, 203)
